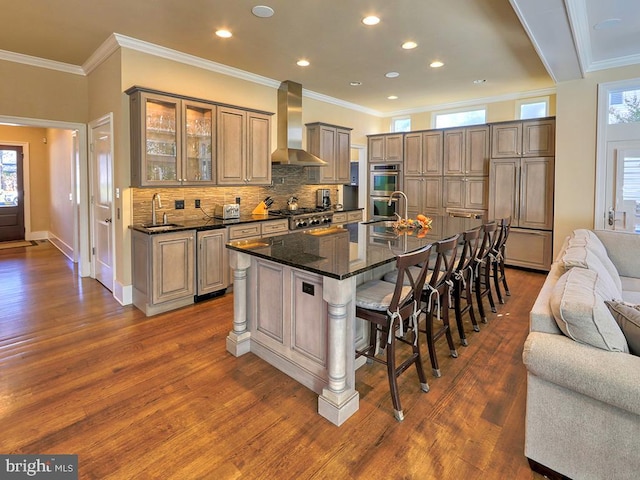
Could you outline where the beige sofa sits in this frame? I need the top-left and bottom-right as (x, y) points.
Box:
(524, 229), (640, 480)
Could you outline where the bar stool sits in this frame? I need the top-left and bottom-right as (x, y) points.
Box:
(492, 217), (512, 304)
(355, 244), (433, 421)
(420, 234), (459, 377)
(474, 222), (498, 323)
(451, 227), (482, 346)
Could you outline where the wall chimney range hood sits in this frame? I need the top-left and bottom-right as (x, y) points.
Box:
(271, 80), (328, 167)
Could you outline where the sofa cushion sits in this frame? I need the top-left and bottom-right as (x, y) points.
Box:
(569, 230), (623, 293)
(550, 268), (629, 353)
(561, 245), (622, 299)
(605, 300), (640, 356)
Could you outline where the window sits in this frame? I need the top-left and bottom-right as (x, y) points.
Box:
(391, 116), (411, 132)
(608, 88), (640, 124)
(434, 108), (486, 129)
(517, 97), (549, 120)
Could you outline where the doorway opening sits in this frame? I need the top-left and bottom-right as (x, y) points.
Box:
(0, 145), (24, 241)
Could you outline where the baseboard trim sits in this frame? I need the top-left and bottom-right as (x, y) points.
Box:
(26, 230), (49, 241)
(114, 281), (133, 306)
(48, 234), (74, 262)
(527, 458), (572, 480)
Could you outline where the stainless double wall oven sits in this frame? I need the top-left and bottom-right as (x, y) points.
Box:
(369, 163), (402, 218)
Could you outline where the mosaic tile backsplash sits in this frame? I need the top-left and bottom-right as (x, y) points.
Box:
(131, 165), (343, 225)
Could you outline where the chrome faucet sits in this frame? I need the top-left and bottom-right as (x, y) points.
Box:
(152, 193), (162, 225)
(389, 191), (409, 221)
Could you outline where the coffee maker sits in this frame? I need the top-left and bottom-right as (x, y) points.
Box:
(316, 189), (331, 209)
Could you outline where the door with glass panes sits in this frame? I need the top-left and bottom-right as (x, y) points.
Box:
(0, 145), (24, 241)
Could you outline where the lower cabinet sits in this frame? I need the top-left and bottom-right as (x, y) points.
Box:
(443, 176), (488, 211)
(332, 209), (363, 224)
(505, 228), (553, 271)
(406, 176), (443, 217)
(132, 229), (196, 316)
(196, 229), (229, 299)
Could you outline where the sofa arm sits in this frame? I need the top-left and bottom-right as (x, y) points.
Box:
(523, 332), (640, 416)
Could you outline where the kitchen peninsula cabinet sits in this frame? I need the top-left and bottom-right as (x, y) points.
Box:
(128, 87), (216, 187)
(216, 106), (272, 186)
(306, 122), (352, 184)
(368, 133), (404, 163)
(132, 229), (196, 316)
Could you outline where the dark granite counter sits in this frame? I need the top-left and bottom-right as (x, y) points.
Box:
(226, 215), (483, 280)
(129, 214), (282, 234)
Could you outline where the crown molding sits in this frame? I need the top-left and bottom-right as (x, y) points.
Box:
(82, 33), (120, 75)
(0, 49), (84, 75)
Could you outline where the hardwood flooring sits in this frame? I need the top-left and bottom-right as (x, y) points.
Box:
(0, 241), (547, 479)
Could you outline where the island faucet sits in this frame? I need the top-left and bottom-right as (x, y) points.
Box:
(388, 190), (408, 222)
(152, 193), (162, 224)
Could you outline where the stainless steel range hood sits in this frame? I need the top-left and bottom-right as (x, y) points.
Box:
(271, 80), (328, 167)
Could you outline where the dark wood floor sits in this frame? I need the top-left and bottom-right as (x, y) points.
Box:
(0, 241), (547, 479)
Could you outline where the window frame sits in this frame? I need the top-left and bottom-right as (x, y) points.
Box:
(432, 106), (487, 129)
(390, 116), (411, 133)
(516, 96), (549, 120)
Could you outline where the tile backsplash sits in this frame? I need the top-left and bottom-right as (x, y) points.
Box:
(131, 165), (342, 225)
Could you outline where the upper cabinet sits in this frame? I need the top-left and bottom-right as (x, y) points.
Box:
(443, 125), (490, 176)
(306, 122), (352, 184)
(491, 118), (555, 158)
(127, 86), (272, 187)
(368, 133), (404, 163)
(404, 131), (443, 176)
(217, 106), (271, 186)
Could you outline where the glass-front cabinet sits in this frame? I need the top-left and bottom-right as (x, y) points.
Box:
(128, 88), (216, 187)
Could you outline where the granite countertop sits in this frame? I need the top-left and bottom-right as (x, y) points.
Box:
(226, 215), (484, 280)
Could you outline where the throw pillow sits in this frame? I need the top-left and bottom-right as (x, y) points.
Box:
(569, 230), (623, 293)
(605, 300), (640, 356)
(550, 268), (629, 353)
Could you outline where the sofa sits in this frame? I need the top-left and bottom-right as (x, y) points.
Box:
(524, 229), (640, 480)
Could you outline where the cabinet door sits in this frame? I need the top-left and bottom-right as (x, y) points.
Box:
(132, 91), (181, 186)
(183, 100), (215, 184)
(319, 125), (337, 182)
(405, 177), (423, 214)
(519, 157), (554, 229)
(246, 112), (271, 185)
(465, 177), (488, 209)
(385, 134), (404, 162)
(466, 126), (490, 175)
(423, 177), (443, 213)
(368, 136), (386, 162)
(152, 231), (195, 304)
(443, 129), (465, 175)
(198, 230), (228, 295)
(336, 128), (351, 184)
(404, 132), (423, 176)
(491, 122), (522, 158)
(423, 131), (443, 176)
(489, 158), (520, 223)
(522, 119), (555, 157)
(216, 107), (246, 185)
(443, 177), (465, 208)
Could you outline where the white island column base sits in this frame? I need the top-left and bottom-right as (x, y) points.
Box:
(318, 388), (359, 427)
(226, 250), (252, 357)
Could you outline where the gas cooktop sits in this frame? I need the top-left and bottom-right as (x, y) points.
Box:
(269, 208), (333, 230)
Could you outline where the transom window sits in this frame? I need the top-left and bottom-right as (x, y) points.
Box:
(517, 97), (549, 120)
(434, 108), (486, 129)
(391, 116), (411, 132)
(608, 88), (640, 125)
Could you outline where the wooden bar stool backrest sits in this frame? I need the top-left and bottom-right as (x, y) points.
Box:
(427, 234), (460, 291)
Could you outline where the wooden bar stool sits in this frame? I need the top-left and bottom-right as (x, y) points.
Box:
(355, 244), (433, 421)
(451, 227), (482, 346)
(474, 222), (498, 323)
(492, 217), (512, 304)
(420, 234), (459, 377)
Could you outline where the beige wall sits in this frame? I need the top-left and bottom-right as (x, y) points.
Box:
(47, 128), (75, 254)
(0, 60), (88, 123)
(0, 125), (50, 233)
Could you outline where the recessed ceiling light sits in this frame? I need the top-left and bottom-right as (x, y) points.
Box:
(593, 18), (621, 30)
(402, 41), (418, 50)
(215, 29), (232, 38)
(362, 16), (380, 26)
(350, 81), (362, 86)
(387, 95), (398, 100)
(473, 79), (486, 84)
(252, 5), (275, 18)
(385, 71), (400, 78)
(430, 60), (444, 68)
(297, 59), (310, 67)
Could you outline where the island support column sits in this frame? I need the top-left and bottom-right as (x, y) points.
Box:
(318, 276), (360, 426)
(226, 250), (252, 356)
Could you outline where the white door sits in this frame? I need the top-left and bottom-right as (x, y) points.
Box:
(605, 141), (640, 232)
(90, 115), (114, 291)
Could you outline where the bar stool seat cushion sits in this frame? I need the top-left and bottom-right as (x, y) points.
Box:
(356, 280), (411, 311)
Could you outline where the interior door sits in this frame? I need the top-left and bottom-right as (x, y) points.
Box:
(90, 118), (114, 290)
(0, 145), (24, 241)
(605, 141), (640, 232)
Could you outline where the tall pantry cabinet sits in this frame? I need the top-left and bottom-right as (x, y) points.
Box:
(489, 118), (555, 270)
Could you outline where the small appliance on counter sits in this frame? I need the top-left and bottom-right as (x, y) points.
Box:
(316, 189), (331, 209)
(214, 203), (240, 219)
(252, 196), (274, 215)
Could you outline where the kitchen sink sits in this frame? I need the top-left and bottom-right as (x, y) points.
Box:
(142, 223), (183, 232)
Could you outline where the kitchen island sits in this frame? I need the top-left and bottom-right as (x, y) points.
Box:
(225, 216), (482, 425)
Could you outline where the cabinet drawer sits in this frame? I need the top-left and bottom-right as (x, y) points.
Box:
(332, 213), (348, 223)
(228, 224), (261, 240)
(505, 228), (552, 271)
(261, 219), (289, 237)
(347, 210), (363, 222)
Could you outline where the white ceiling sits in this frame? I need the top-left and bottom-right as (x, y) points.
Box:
(1, 0), (639, 115)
